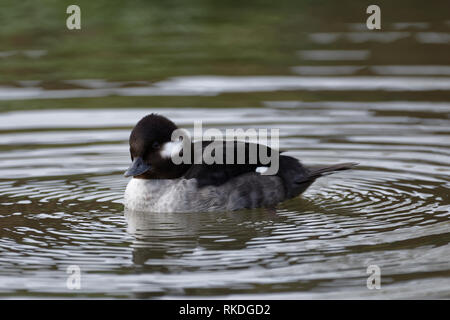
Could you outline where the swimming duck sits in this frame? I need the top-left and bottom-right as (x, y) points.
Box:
(124, 114), (356, 212)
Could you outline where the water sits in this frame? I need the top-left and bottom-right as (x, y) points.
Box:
(0, 103), (448, 298)
(0, 1), (449, 299)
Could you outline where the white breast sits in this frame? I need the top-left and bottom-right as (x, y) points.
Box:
(124, 178), (202, 212)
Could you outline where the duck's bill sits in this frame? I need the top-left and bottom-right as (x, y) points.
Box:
(124, 157), (151, 177)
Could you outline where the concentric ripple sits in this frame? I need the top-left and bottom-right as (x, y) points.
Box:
(1, 12), (450, 297)
(0, 101), (448, 298)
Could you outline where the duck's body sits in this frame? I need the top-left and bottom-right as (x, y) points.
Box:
(123, 114), (356, 213)
(125, 173), (285, 212)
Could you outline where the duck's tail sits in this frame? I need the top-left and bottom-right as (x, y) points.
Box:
(279, 156), (358, 198)
(307, 162), (358, 179)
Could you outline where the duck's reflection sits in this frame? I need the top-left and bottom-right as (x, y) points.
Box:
(124, 207), (280, 271)
(125, 209), (201, 268)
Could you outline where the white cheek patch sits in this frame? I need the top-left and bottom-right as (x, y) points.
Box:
(255, 167), (269, 174)
(160, 141), (183, 159)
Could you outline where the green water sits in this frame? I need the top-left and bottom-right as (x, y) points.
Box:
(0, 0), (449, 298)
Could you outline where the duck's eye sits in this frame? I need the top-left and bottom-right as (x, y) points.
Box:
(152, 141), (160, 149)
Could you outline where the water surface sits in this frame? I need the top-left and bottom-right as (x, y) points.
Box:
(0, 1), (449, 299)
(0, 101), (448, 298)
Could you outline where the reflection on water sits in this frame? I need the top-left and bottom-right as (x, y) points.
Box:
(0, 1), (449, 299)
(0, 102), (448, 298)
(298, 50), (371, 60)
(2, 75), (450, 101)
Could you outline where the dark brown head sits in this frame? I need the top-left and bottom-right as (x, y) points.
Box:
(124, 114), (188, 179)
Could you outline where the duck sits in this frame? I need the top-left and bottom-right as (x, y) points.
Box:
(124, 113), (356, 212)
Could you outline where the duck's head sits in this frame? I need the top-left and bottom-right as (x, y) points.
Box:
(124, 114), (187, 179)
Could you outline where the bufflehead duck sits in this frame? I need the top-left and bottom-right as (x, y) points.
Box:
(124, 114), (356, 212)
